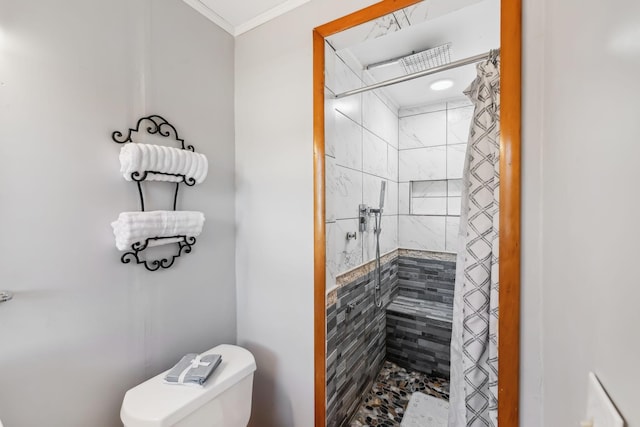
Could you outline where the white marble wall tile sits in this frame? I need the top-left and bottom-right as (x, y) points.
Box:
(362, 70), (376, 86)
(445, 216), (461, 253)
(324, 93), (336, 158)
(335, 218), (363, 275)
(393, 10), (411, 28)
(326, 14), (399, 52)
(333, 55), (362, 94)
(325, 156), (336, 222)
(365, 14), (401, 41)
(412, 197), (447, 215)
(399, 102), (447, 118)
(448, 197), (462, 216)
(363, 129), (388, 177)
(447, 105), (473, 145)
(331, 56), (362, 124)
(404, 1), (429, 26)
(326, 221), (337, 289)
(448, 179), (463, 197)
(371, 88), (400, 119)
(335, 49), (363, 82)
(399, 215), (446, 251)
(363, 173), (388, 211)
(334, 112), (362, 170)
(385, 181), (400, 215)
(399, 111), (447, 149)
(362, 229), (375, 265)
(412, 180), (447, 197)
(363, 215), (398, 264)
(381, 216), (398, 255)
(384, 180), (398, 216)
(387, 146), (398, 181)
(447, 144), (467, 179)
(447, 98), (473, 109)
(363, 92), (398, 147)
(324, 41), (337, 95)
(399, 146), (446, 181)
(399, 182), (410, 214)
(327, 161), (362, 220)
(333, 94), (362, 126)
(326, 0), (438, 52)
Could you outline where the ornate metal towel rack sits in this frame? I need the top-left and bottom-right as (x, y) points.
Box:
(112, 115), (200, 272)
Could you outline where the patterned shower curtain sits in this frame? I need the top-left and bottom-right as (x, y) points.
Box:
(448, 53), (500, 427)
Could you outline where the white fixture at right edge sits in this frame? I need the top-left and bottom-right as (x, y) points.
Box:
(582, 372), (624, 427)
(121, 344), (256, 427)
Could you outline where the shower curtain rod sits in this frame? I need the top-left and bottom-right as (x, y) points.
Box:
(332, 49), (499, 99)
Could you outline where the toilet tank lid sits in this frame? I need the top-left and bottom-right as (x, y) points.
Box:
(121, 344), (256, 427)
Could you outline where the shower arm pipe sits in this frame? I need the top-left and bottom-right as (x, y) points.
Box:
(364, 52), (407, 70)
(333, 50), (498, 99)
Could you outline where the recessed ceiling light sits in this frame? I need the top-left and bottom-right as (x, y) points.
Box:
(430, 79), (454, 91)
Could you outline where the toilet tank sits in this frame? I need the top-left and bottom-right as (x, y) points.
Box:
(121, 345), (256, 427)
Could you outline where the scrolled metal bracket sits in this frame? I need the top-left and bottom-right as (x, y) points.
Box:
(112, 114), (195, 151)
(112, 115), (199, 212)
(121, 236), (196, 272)
(111, 115), (201, 271)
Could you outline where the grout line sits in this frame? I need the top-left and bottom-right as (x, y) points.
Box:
(334, 162), (399, 183)
(360, 86), (365, 264)
(399, 142), (466, 152)
(399, 103), (472, 119)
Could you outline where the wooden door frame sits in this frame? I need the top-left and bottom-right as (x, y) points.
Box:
(313, 0), (521, 425)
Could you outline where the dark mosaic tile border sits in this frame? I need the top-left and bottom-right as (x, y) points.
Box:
(386, 302), (453, 379)
(389, 255), (455, 378)
(397, 256), (456, 305)
(326, 249), (456, 426)
(326, 257), (399, 427)
(327, 250), (399, 309)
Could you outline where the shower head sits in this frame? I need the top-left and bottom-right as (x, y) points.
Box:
(365, 43), (452, 74)
(400, 43), (452, 74)
(379, 181), (387, 211)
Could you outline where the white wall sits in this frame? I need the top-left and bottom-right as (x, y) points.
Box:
(0, 1), (236, 425)
(519, 0), (545, 425)
(3, 0), (636, 425)
(539, 0), (640, 425)
(234, 1), (380, 426)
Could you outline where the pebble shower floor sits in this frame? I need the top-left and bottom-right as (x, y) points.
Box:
(349, 360), (449, 427)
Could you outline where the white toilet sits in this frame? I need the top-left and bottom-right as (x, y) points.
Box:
(121, 344), (256, 427)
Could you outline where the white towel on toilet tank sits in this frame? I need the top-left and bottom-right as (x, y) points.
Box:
(111, 211), (205, 251)
(119, 143), (208, 184)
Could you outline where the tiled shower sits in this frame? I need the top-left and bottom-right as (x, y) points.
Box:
(324, 42), (472, 426)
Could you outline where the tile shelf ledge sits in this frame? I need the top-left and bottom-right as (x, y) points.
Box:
(326, 247), (457, 307)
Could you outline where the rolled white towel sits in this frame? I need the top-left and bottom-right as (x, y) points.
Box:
(119, 144), (208, 184)
(111, 211), (205, 251)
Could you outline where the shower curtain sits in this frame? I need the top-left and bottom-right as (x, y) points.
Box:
(448, 53), (500, 427)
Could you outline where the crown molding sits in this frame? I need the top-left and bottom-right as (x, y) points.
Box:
(182, 0), (235, 35)
(234, 0), (312, 36)
(183, 0), (311, 37)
